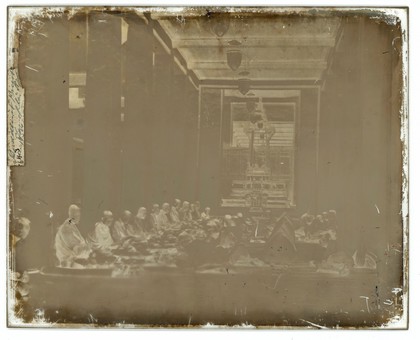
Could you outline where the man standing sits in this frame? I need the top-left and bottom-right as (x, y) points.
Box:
(55, 205), (91, 267)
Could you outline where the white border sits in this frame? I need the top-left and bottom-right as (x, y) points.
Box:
(1, 0), (417, 339)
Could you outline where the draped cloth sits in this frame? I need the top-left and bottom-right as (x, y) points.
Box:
(89, 222), (114, 250)
(264, 214), (297, 264)
(352, 249), (377, 269)
(127, 218), (148, 240)
(157, 210), (174, 230)
(112, 220), (130, 242)
(170, 207), (180, 223)
(150, 213), (159, 229)
(55, 219), (91, 266)
(201, 212), (210, 220)
(179, 208), (192, 222)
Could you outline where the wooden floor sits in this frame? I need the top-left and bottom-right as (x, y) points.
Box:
(16, 266), (399, 328)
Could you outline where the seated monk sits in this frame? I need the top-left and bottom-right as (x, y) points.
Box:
(171, 199), (181, 223)
(157, 203), (176, 230)
(179, 201), (192, 222)
(218, 227), (236, 249)
(112, 210), (132, 243)
(190, 203), (201, 220)
(312, 214), (325, 233)
(11, 217), (31, 274)
(300, 213), (315, 237)
(201, 207), (211, 220)
(55, 205), (91, 267)
(194, 201), (202, 218)
(150, 204), (160, 230)
(129, 207), (149, 239)
(89, 210), (115, 250)
(10, 217), (32, 301)
(327, 210), (338, 230)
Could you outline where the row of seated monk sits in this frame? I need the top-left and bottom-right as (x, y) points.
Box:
(54, 201), (212, 267)
(11, 205), (379, 274)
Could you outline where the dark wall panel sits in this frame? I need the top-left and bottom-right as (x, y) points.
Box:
(13, 16), (71, 266)
(197, 88), (223, 209)
(294, 88), (319, 214)
(82, 12), (122, 231)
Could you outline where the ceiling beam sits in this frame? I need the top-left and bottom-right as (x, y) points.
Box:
(195, 68), (322, 80)
(201, 78), (322, 87)
(172, 36), (336, 48)
(189, 59), (327, 70)
(150, 16), (201, 88)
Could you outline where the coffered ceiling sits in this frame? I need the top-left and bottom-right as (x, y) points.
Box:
(152, 12), (342, 84)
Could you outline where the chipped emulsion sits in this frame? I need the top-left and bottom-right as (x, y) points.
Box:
(6, 6), (409, 329)
(7, 9), (25, 167)
(7, 68), (25, 166)
(7, 8), (69, 168)
(7, 7), (75, 160)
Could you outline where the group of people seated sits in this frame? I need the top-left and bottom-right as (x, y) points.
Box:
(53, 202), (377, 274)
(299, 210), (338, 237)
(54, 200), (213, 267)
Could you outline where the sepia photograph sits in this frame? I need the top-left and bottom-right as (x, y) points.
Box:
(6, 6), (408, 329)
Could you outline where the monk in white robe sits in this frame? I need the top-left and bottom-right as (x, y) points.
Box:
(158, 203), (175, 230)
(112, 210), (132, 243)
(179, 201), (192, 222)
(150, 204), (160, 230)
(170, 199), (181, 223)
(201, 207), (211, 220)
(125, 207), (149, 241)
(55, 205), (91, 267)
(89, 210), (115, 250)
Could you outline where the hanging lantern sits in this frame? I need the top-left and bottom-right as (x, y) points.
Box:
(227, 49), (242, 71)
(210, 14), (230, 37)
(238, 78), (250, 95)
